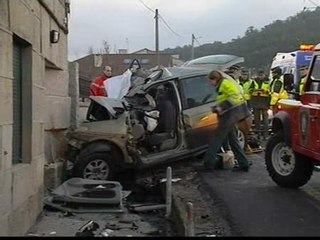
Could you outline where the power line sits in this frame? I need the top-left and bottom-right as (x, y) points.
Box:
(194, 36), (201, 46)
(307, 0), (319, 6)
(159, 14), (183, 38)
(138, 0), (154, 13)
(137, 0), (187, 39)
(303, 0), (319, 10)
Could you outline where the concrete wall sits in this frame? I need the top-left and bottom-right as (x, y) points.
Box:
(0, 0), (70, 235)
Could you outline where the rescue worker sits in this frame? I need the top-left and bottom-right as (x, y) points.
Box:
(222, 65), (243, 153)
(86, 65), (112, 121)
(251, 69), (270, 140)
(298, 65), (309, 95)
(237, 68), (255, 154)
(269, 66), (288, 113)
(90, 65), (112, 97)
(239, 68), (255, 108)
(202, 70), (251, 172)
(225, 65), (241, 85)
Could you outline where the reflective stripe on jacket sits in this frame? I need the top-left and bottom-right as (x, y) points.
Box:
(253, 79), (270, 92)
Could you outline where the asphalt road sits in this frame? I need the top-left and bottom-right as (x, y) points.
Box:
(198, 151), (320, 237)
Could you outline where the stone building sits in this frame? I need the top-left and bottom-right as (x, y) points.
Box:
(0, 0), (70, 235)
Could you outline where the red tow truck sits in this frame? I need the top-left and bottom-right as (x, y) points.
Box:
(265, 43), (320, 188)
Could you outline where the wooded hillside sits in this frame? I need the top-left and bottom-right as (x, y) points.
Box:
(163, 7), (320, 71)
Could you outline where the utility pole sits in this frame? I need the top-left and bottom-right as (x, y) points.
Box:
(191, 34), (195, 60)
(155, 9), (159, 68)
(126, 38), (129, 53)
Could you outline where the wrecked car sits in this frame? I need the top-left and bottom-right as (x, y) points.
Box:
(66, 55), (246, 180)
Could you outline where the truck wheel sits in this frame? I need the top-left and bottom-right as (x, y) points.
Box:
(265, 132), (314, 188)
(73, 152), (116, 180)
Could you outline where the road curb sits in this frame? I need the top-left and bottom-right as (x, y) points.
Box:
(165, 171), (233, 237)
(170, 188), (188, 236)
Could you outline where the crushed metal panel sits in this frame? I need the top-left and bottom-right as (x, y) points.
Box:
(44, 178), (125, 213)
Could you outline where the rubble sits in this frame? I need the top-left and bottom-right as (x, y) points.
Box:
(43, 178), (124, 213)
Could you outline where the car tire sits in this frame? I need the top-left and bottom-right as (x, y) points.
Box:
(73, 152), (116, 180)
(265, 132), (314, 188)
(237, 129), (246, 150)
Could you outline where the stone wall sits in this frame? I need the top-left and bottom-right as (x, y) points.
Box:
(0, 0), (70, 235)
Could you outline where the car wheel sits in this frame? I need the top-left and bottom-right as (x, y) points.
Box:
(237, 129), (245, 150)
(265, 132), (314, 188)
(73, 152), (116, 180)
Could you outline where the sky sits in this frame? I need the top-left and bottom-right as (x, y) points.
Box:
(67, 0), (318, 61)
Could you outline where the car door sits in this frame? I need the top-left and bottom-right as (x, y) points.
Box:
(298, 54), (320, 153)
(179, 75), (219, 149)
(298, 104), (319, 151)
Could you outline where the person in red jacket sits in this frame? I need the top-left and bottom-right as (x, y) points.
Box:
(90, 65), (112, 96)
(86, 65), (112, 121)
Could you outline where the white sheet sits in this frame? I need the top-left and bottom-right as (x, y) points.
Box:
(104, 69), (132, 99)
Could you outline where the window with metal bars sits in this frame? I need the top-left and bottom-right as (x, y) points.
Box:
(12, 35), (32, 165)
(12, 39), (23, 164)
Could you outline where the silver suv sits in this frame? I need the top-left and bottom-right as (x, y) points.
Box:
(66, 55), (245, 180)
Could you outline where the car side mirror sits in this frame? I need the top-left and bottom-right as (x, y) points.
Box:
(283, 73), (294, 91)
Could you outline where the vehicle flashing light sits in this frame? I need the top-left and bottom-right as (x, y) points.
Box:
(300, 44), (315, 51)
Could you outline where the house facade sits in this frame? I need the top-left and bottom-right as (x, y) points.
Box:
(75, 50), (181, 99)
(0, 0), (70, 235)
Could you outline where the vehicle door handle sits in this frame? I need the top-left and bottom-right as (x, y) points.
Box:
(310, 116), (318, 122)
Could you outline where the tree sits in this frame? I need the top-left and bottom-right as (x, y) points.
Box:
(163, 7), (320, 70)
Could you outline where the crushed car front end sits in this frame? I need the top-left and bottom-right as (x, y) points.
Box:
(66, 111), (132, 165)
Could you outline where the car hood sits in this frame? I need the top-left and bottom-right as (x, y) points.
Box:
(182, 54), (244, 70)
(90, 96), (126, 118)
(67, 112), (128, 141)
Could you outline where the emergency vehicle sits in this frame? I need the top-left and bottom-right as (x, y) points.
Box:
(265, 43), (320, 188)
(270, 45), (314, 93)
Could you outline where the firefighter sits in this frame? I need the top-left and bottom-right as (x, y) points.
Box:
(298, 65), (309, 95)
(251, 70), (270, 140)
(269, 66), (288, 113)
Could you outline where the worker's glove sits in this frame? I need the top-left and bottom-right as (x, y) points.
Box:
(211, 105), (223, 115)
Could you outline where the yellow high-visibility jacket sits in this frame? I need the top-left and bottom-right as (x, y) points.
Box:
(216, 78), (246, 105)
(299, 76), (307, 95)
(270, 76), (288, 106)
